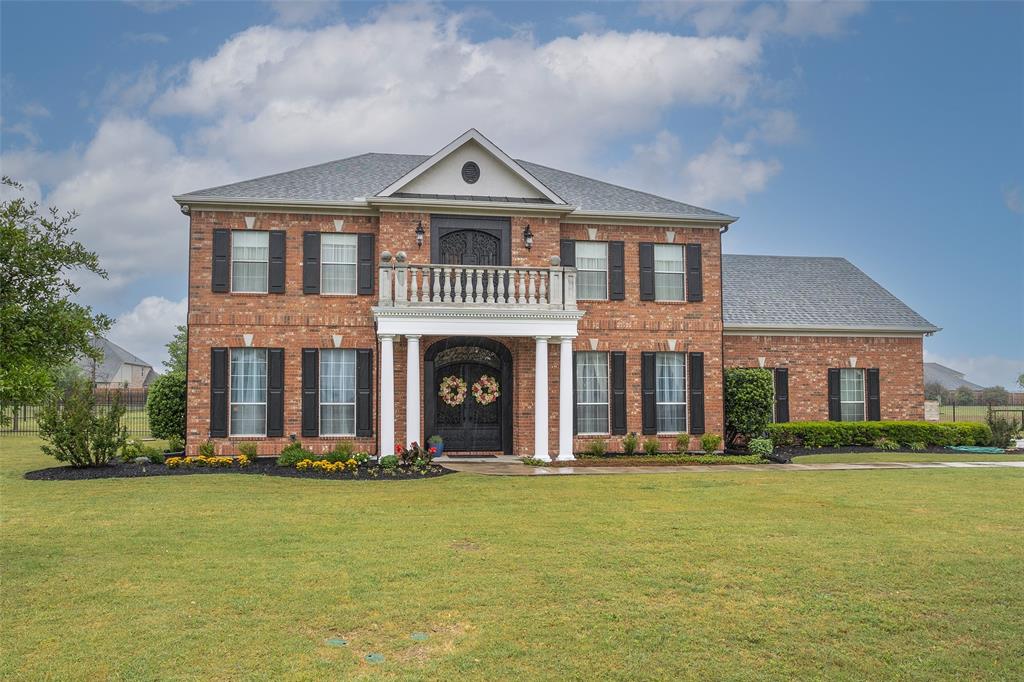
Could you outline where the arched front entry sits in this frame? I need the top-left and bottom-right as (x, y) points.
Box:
(424, 337), (513, 455)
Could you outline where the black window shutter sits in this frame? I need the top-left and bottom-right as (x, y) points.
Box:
(356, 348), (373, 436)
(303, 232), (321, 294)
(688, 352), (705, 435)
(212, 229), (230, 293)
(301, 348), (319, 437)
(560, 239), (576, 267)
(611, 351), (627, 435)
(210, 348), (228, 437)
(572, 351), (578, 435)
(641, 351), (657, 434)
(685, 243), (703, 302)
(268, 230), (286, 293)
(266, 348), (284, 436)
(357, 234), (375, 295)
(773, 368), (790, 423)
(639, 243), (655, 301)
(866, 368), (881, 421)
(828, 368), (841, 421)
(608, 241), (625, 301)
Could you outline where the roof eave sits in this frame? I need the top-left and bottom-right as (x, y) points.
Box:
(565, 209), (738, 227)
(723, 324), (941, 337)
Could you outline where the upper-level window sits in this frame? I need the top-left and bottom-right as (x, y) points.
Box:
(320, 349), (357, 436)
(840, 368), (865, 421)
(656, 352), (687, 433)
(230, 348), (267, 436)
(575, 351), (609, 434)
(321, 234), (358, 295)
(231, 231), (269, 293)
(654, 244), (685, 302)
(576, 242), (608, 300)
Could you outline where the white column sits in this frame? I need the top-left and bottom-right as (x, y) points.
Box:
(405, 334), (421, 447)
(534, 336), (550, 461)
(379, 334), (396, 459)
(557, 336), (575, 460)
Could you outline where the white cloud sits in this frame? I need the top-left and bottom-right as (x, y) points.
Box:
(20, 102), (51, 118)
(1003, 183), (1023, 215)
(108, 296), (188, 370)
(124, 31), (170, 44)
(924, 351), (1024, 389)
(641, 1), (867, 38)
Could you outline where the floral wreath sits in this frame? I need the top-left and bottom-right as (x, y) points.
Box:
(471, 374), (501, 406)
(438, 375), (468, 407)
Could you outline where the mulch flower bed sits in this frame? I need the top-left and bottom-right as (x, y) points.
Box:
(24, 460), (453, 482)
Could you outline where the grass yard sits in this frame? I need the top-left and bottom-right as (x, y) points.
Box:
(2, 438), (1022, 680)
(794, 451), (1024, 464)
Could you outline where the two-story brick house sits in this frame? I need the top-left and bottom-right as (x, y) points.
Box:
(175, 129), (938, 460)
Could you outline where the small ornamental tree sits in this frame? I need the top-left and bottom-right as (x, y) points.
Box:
(39, 379), (127, 467)
(724, 368), (774, 448)
(147, 371), (186, 440)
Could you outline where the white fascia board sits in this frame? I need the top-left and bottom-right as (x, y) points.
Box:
(367, 196), (574, 216)
(172, 195), (377, 215)
(373, 307), (584, 337)
(565, 210), (738, 226)
(376, 129), (567, 205)
(723, 326), (937, 338)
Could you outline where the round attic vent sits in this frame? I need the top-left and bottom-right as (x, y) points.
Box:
(461, 161), (480, 184)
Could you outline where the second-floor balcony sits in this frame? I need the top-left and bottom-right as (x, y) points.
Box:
(376, 253), (578, 311)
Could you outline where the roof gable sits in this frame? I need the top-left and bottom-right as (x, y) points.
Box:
(376, 129), (565, 204)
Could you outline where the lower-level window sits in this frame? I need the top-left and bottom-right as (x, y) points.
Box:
(840, 368), (865, 421)
(656, 352), (687, 432)
(320, 349), (356, 436)
(575, 352), (609, 434)
(230, 348), (267, 436)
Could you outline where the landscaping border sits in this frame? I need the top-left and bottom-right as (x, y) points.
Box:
(24, 461), (454, 482)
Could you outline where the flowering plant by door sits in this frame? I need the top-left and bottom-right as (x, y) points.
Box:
(438, 375), (468, 407)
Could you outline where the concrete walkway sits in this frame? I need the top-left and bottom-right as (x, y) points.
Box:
(443, 460), (1024, 476)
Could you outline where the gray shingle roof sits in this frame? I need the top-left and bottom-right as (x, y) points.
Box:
(923, 363), (984, 390)
(76, 337), (156, 384)
(722, 255), (939, 333)
(178, 152), (734, 221)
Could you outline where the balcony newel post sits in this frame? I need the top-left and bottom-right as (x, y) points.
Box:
(394, 251), (408, 304)
(378, 251), (394, 306)
(564, 267), (577, 309)
(549, 256), (563, 307)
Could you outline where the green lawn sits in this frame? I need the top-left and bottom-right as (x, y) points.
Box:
(2, 438), (1022, 680)
(794, 451), (1024, 464)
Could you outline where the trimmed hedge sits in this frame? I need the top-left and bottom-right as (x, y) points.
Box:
(765, 421), (991, 449)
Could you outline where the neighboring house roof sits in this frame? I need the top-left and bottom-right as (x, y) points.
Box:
(923, 362), (984, 391)
(722, 255), (940, 334)
(177, 146), (735, 222)
(76, 337), (157, 385)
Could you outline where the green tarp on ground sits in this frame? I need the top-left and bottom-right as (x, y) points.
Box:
(946, 445), (1006, 454)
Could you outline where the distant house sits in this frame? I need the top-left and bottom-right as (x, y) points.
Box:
(77, 337), (158, 388)
(924, 362), (983, 391)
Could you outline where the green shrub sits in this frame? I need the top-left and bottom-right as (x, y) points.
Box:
(166, 435), (185, 453)
(765, 421), (991, 449)
(142, 446), (165, 464)
(120, 438), (146, 461)
(701, 433), (723, 455)
(873, 437), (900, 451)
(676, 433), (689, 453)
(985, 413), (1021, 448)
(748, 438), (773, 457)
(428, 435), (443, 446)
(38, 380), (128, 467)
(324, 440), (354, 463)
(198, 439), (216, 457)
(277, 441), (315, 467)
(237, 442), (258, 460)
(585, 439), (607, 457)
(352, 452), (370, 466)
(908, 441), (926, 451)
(379, 454), (398, 470)
(643, 437), (660, 456)
(724, 368), (774, 447)
(146, 371), (186, 440)
(621, 432), (639, 455)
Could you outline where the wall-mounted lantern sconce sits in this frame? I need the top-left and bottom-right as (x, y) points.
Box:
(523, 223), (534, 251)
(415, 221), (425, 248)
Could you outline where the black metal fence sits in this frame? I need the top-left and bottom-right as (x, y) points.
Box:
(937, 401), (1024, 424)
(1, 388), (152, 437)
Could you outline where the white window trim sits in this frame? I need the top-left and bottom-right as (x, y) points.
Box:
(230, 230), (269, 294)
(320, 233), (358, 297)
(575, 241), (608, 301)
(576, 351), (610, 435)
(229, 349), (267, 437)
(319, 349), (357, 437)
(840, 368), (866, 422)
(653, 243), (686, 303)
(655, 351), (688, 435)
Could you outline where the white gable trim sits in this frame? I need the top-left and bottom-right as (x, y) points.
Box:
(376, 129), (567, 205)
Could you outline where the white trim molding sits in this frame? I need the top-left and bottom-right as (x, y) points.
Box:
(724, 326), (936, 338)
(373, 307), (583, 338)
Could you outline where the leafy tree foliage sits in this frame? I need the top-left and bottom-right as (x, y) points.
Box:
(0, 177), (110, 420)
(39, 378), (127, 467)
(164, 324), (187, 375)
(924, 382), (945, 401)
(147, 371), (186, 440)
(724, 368), (774, 447)
(977, 386), (1010, 406)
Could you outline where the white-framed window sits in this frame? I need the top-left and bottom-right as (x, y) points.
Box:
(575, 241), (608, 300)
(321, 234), (358, 295)
(575, 352), (609, 434)
(320, 349), (357, 436)
(230, 348), (267, 436)
(654, 244), (685, 302)
(231, 231), (269, 293)
(840, 368), (865, 422)
(656, 352), (687, 433)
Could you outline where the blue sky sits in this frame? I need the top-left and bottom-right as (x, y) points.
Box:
(2, 1), (1021, 386)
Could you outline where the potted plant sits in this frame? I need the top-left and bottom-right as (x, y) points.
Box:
(428, 435), (444, 458)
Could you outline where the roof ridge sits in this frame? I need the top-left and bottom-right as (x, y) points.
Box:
(724, 253), (847, 260)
